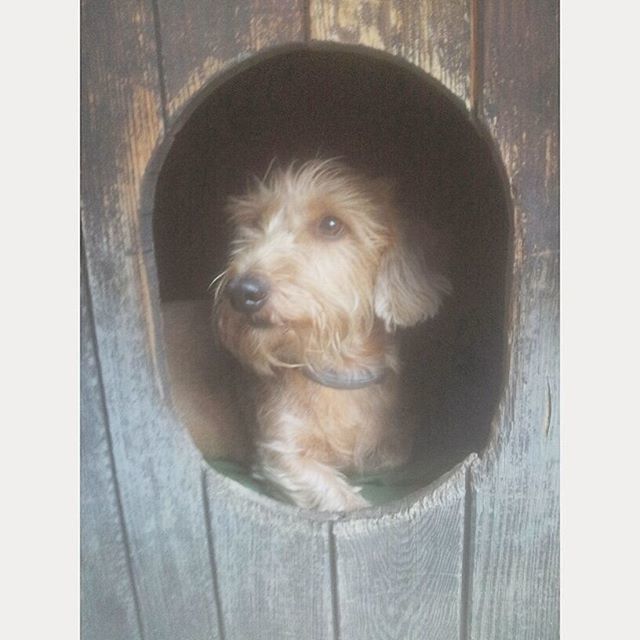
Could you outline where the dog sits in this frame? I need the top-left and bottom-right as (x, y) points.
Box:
(214, 159), (450, 511)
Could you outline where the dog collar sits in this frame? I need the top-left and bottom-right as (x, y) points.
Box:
(301, 365), (389, 390)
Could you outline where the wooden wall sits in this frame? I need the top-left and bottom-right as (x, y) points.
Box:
(81, 1), (559, 639)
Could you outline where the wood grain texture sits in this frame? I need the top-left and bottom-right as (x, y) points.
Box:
(205, 470), (334, 640)
(333, 458), (473, 640)
(81, 1), (221, 638)
(467, 1), (559, 638)
(81, 255), (142, 640)
(309, 0), (472, 107)
(153, 0), (306, 124)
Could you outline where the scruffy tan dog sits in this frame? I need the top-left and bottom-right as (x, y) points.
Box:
(214, 160), (450, 511)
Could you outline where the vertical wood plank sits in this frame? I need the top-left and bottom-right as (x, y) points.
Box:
(309, 0), (472, 108)
(333, 459), (473, 640)
(205, 471), (334, 640)
(467, 1), (559, 638)
(81, 1), (221, 638)
(151, 5), (338, 637)
(153, 0), (306, 124)
(81, 254), (142, 640)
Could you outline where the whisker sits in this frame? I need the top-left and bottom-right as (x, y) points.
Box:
(266, 354), (304, 369)
(263, 156), (278, 182)
(207, 269), (228, 292)
(213, 278), (229, 305)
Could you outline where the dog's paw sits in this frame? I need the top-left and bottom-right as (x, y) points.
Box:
(339, 489), (370, 512)
(316, 486), (370, 512)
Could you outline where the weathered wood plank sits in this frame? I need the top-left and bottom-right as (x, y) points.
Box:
(333, 458), (473, 640)
(205, 470), (334, 640)
(152, 6), (341, 638)
(309, 0), (472, 108)
(81, 253), (142, 640)
(81, 1), (221, 638)
(467, 1), (559, 638)
(153, 0), (305, 124)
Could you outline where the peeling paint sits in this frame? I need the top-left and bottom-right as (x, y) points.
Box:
(544, 129), (557, 195)
(543, 379), (552, 437)
(310, 0), (471, 108)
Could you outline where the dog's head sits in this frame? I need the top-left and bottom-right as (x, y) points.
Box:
(214, 160), (450, 375)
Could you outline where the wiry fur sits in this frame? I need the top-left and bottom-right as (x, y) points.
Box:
(214, 159), (450, 511)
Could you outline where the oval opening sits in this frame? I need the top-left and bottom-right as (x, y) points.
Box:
(153, 46), (509, 508)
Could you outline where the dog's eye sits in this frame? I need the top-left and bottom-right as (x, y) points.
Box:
(318, 215), (345, 237)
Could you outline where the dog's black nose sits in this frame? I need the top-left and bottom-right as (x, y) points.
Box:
(227, 274), (269, 313)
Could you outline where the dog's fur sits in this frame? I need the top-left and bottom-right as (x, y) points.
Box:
(214, 160), (450, 511)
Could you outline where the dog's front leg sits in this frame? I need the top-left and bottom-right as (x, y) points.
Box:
(255, 438), (369, 512)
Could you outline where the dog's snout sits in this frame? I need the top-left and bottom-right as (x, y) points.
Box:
(227, 274), (269, 313)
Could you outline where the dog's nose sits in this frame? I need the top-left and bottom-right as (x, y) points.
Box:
(227, 274), (269, 313)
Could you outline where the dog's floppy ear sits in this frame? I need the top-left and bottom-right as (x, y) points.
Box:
(374, 237), (451, 332)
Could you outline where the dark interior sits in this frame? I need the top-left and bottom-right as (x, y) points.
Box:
(153, 48), (510, 501)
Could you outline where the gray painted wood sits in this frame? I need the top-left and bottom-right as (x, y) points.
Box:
(81, 1), (221, 638)
(309, 0), (472, 108)
(81, 254), (143, 640)
(333, 458), (474, 640)
(81, 0), (559, 637)
(205, 471), (334, 640)
(153, 0), (305, 124)
(151, 6), (342, 638)
(467, 1), (559, 638)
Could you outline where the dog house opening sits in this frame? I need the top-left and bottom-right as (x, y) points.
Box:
(153, 47), (509, 508)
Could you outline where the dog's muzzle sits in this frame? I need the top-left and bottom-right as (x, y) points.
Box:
(227, 274), (270, 314)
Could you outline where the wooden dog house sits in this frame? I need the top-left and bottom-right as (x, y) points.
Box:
(81, 2), (558, 639)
